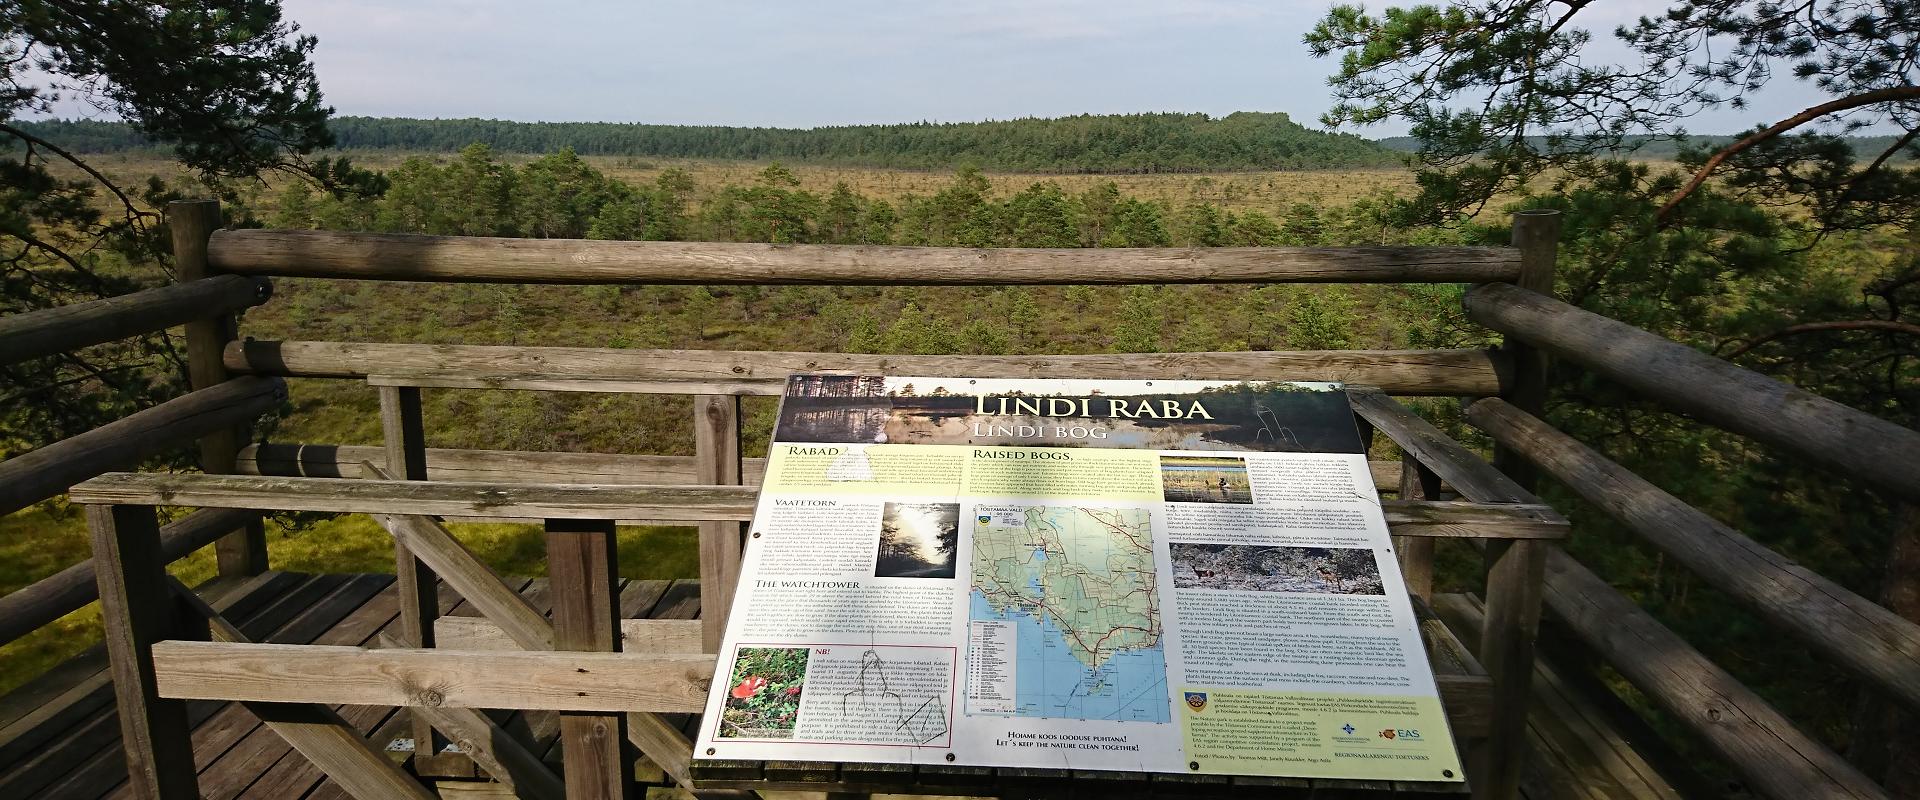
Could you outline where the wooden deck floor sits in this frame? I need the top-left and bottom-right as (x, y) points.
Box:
(0, 571), (703, 799)
(0, 574), (1699, 800)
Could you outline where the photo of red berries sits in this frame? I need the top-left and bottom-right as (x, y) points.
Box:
(717, 646), (810, 739)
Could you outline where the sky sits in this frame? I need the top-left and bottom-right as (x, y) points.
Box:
(42, 0), (1851, 136)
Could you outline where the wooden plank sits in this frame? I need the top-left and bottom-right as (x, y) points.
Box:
(0, 571), (302, 795)
(547, 517), (631, 800)
(363, 462), (554, 650)
(373, 634), (566, 800)
(240, 443), (1402, 492)
(166, 574), (404, 800)
(437, 617), (702, 654)
(171, 200), (270, 577)
(1468, 397), (1920, 714)
(370, 375), (775, 396)
(1477, 539), (1546, 800)
(694, 395), (744, 654)
(242, 579), (479, 800)
(1534, 547), (1886, 800)
(1348, 389), (1539, 505)
(0, 274), (271, 366)
(86, 503), (198, 800)
(0, 507), (261, 645)
(378, 384), (443, 769)
(71, 473), (756, 521)
(227, 339), (1512, 397)
(68, 472), (1559, 536)
(1434, 593), (1686, 800)
(207, 228), (1524, 284)
(137, 640), (1473, 735)
(0, 376), (285, 516)
(1465, 281), (1920, 502)
(237, 444), (766, 484)
(1489, 210), (1561, 495)
(185, 575), (389, 799)
(1396, 460), (1441, 601)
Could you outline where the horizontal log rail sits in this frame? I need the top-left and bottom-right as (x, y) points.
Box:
(68, 472), (1566, 538)
(1466, 282), (1920, 501)
(1467, 397), (1920, 714)
(224, 339), (1512, 397)
(0, 507), (260, 645)
(0, 376), (286, 516)
(1537, 547), (1885, 799)
(435, 616), (704, 654)
(143, 640), (1496, 737)
(207, 228), (1524, 285)
(236, 441), (1404, 492)
(0, 275), (271, 366)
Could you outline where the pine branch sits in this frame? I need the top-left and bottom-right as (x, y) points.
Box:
(1657, 85), (1920, 221)
(1725, 319), (1920, 360)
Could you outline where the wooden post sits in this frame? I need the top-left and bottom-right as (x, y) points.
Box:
(1477, 538), (1546, 800)
(379, 384), (443, 768)
(694, 395), (745, 654)
(169, 199), (267, 576)
(547, 517), (631, 800)
(1491, 210), (1560, 492)
(1396, 460), (1442, 601)
(88, 503), (198, 799)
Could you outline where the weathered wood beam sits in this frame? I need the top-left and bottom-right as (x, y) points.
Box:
(70, 474), (758, 521)
(225, 340), (1512, 397)
(0, 275), (271, 366)
(1537, 547), (1886, 800)
(1348, 386), (1556, 800)
(145, 640), (1491, 734)
(362, 463), (554, 650)
(1348, 389), (1542, 505)
(1465, 281), (1920, 502)
(166, 580), (439, 800)
(1468, 397), (1920, 715)
(151, 641), (712, 711)
(87, 504), (199, 800)
(207, 228), (1523, 284)
(694, 395), (744, 654)
(1491, 210), (1561, 494)
(372, 633), (565, 800)
(547, 517), (631, 799)
(434, 617), (703, 654)
(68, 471), (1563, 537)
(171, 200), (269, 576)
(375, 385), (446, 769)
(0, 376), (284, 516)
(0, 507), (259, 645)
(237, 442), (1403, 492)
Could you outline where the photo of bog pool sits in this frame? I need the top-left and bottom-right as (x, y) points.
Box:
(969, 505), (1170, 723)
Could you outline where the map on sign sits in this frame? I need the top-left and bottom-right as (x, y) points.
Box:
(969, 505), (1168, 723)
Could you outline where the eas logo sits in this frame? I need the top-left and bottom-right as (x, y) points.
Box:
(1378, 729), (1396, 740)
(1379, 728), (1423, 741)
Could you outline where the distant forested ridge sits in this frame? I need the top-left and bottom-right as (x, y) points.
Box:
(10, 112), (1404, 172)
(1374, 133), (1916, 160)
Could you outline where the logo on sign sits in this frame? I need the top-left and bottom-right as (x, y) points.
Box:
(1184, 692), (1208, 713)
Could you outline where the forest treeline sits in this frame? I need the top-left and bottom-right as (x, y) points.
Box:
(271, 143), (1402, 250)
(14, 112), (1402, 172)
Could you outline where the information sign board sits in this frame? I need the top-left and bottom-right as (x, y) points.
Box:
(692, 375), (1463, 782)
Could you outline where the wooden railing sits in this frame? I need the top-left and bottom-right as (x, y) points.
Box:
(12, 200), (1920, 800)
(0, 201), (277, 652)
